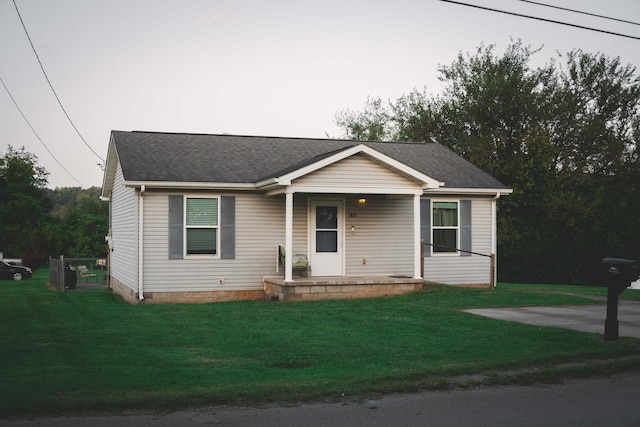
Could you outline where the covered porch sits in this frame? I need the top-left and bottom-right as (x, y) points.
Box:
(263, 275), (427, 302)
(258, 144), (444, 285)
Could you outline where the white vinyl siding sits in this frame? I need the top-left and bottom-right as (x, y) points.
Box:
(140, 191), (420, 291)
(142, 192), (284, 292)
(109, 162), (138, 291)
(293, 154), (423, 191)
(133, 189), (494, 291)
(424, 197), (493, 285)
(343, 195), (414, 276)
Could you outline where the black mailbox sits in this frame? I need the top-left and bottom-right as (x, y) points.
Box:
(600, 258), (639, 341)
(601, 258), (640, 286)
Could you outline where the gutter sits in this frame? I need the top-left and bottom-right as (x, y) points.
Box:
(138, 185), (145, 301)
(425, 187), (513, 196)
(124, 181), (255, 190)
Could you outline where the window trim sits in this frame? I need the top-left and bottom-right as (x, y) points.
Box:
(431, 199), (460, 256)
(184, 195), (220, 258)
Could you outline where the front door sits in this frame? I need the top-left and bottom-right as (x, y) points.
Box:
(309, 200), (344, 276)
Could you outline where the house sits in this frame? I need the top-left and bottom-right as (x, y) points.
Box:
(100, 131), (511, 304)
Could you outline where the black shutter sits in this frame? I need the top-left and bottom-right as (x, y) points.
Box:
(220, 196), (235, 259)
(420, 198), (431, 257)
(460, 200), (472, 256)
(168, 195), (183, 259)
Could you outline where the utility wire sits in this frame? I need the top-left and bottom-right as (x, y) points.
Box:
(515, 0), (640, 27)
(12, 0), (105, 163)
(438, 0), (640, 41)
(1, 76), (86, 188)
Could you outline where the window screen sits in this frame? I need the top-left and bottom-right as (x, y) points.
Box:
(433, 201), (458, 253)
(186, 197), (218, 255)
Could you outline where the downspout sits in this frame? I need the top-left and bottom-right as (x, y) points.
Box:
(138, 185), (145, 301)
(491, 192), (502, 287)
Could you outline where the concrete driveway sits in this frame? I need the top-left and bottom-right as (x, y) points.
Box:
(464, 299), (640, 339)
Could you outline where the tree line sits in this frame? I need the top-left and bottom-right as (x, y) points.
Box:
(0, 146), (108, 269)
(335, 41), (640, 284)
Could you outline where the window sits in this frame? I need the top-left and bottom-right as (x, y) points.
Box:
(315, 205), (338, 253)
(432, 201), (458, 254)
(169, 195), (235, 260)
(185, 197), (219, 255)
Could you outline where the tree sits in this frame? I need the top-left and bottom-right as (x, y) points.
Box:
(334, 97), (396, 141)
(334, 41), (640, 284)
(544, 50), (640, 282)
(428, 42), (567, 283)
(0, 146), (51, 257)
(46, 187), (108, 258)
(49, 186), (106, 217)
(552, 50), (640, 176)
(0, 147), (109, 261)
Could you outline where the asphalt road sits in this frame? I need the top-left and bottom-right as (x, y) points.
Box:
(2, 371), (639, 427)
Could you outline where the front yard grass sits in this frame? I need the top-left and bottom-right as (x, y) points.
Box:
(1, 269), (639, 416)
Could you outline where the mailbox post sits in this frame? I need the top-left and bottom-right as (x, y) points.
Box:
(600, 258), (639, 341)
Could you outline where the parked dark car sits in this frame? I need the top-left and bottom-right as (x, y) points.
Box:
(0, 260), (33, 281)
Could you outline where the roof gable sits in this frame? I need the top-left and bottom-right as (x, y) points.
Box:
(289, 153), (426, 194)
(273, 144), (442, 189)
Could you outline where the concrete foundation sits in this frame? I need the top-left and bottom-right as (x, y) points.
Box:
(264, 276), (425, 302)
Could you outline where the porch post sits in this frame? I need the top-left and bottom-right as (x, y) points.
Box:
(413, 193), (422, 279)
(285, 191), (293, 282)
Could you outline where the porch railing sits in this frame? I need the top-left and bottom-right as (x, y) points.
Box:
(422, 241), (496, 286)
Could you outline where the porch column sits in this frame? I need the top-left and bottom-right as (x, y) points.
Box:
(491, 193), (502, 287)
(413, 193), (422, 279)
(285, 191), (293, 282)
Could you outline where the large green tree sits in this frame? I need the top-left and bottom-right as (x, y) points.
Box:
(0, 146), (109, 262)
(334, 41), (640, 284)
(46, 187), (109, 258)
(0, 146), (51, 258)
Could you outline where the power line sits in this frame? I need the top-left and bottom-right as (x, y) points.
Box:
(515, 0), (640, 27)
(1, 76), (86, 188)
(438, 0), (640, 41)
(12, 0), (105, 163)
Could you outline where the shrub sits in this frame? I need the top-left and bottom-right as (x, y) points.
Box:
(21, 252), (45, 272)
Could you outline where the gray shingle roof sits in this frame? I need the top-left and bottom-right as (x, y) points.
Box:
(110, 131), (508, 189)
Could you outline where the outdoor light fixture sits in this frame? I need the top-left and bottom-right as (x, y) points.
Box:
(357, 198), (367, 208)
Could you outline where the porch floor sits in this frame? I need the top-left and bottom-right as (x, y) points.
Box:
(263, 275), (426, 302)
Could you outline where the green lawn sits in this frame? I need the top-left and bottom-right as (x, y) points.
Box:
(1, 269), (639, 416)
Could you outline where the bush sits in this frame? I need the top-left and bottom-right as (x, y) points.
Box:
(21, 252), (45, 272)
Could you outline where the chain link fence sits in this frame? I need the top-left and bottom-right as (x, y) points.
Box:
(49, 256), (109, 292)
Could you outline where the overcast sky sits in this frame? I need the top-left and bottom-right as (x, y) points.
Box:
(1, 0), (639, 189)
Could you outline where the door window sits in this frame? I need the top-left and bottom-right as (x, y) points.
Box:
(315, 206), (338, 252)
